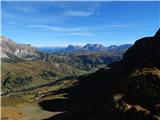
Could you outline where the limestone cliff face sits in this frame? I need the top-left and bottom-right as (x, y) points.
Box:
(1, 36), (40, 60)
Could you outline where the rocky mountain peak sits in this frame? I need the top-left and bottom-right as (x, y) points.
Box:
(83, 43), (107, 51)
(1, 36), (40, 60)
(65, 45), (83, 51)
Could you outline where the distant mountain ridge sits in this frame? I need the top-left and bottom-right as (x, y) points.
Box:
(38, 43), (132, 53)
(64, 45), (83, 52)
(82, 43), (107, 51)
(107, 44), (132, 54)
(38, 47), (65, 53)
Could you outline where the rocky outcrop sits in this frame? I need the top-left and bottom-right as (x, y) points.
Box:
(1, 36), (40, 60)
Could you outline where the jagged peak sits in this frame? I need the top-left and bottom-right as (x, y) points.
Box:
(1, 35), (40, 60)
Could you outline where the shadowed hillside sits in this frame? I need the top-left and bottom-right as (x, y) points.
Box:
(39, 29), (160, 120)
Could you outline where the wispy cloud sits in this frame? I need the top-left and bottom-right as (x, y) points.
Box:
(103, 24), (135, 29)
(28, 25), (91, 36)
(60, 2), (100, 17)
(2, 2), (37, 13)
(63, 10), (94, 17)
(29, 25), (82, 32)
(28, 23), (138, 36)
(17, 6), (36, 13)
(69, 32), (91, 36)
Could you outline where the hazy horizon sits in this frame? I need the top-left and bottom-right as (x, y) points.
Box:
(2, 1), (159, 47)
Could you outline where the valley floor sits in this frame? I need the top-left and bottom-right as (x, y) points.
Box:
(1, 77), (78, 120)
(2, 100), (58, 120)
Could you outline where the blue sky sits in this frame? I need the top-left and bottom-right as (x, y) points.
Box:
(1, 1), (160, 47)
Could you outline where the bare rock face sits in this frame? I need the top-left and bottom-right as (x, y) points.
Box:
(83, 43), (107, 51)
(1, 36), (40, 60)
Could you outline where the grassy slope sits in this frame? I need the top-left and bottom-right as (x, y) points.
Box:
(1, 74), (78, 120)
(1, 60), (86, 92)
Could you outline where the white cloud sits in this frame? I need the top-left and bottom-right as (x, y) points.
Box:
(61, 2), (100, 17)
(18, 7), (36, 13)
(28, 25), (91, 36)
(63, 10), (94, 17)
(69, 31), (91, 36)
(29, 25), (83, 32)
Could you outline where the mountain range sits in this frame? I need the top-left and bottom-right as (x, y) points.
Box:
(38, 43), (132, 53)
(1, 36), (130, 93)
(1, 36), (131, 62)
